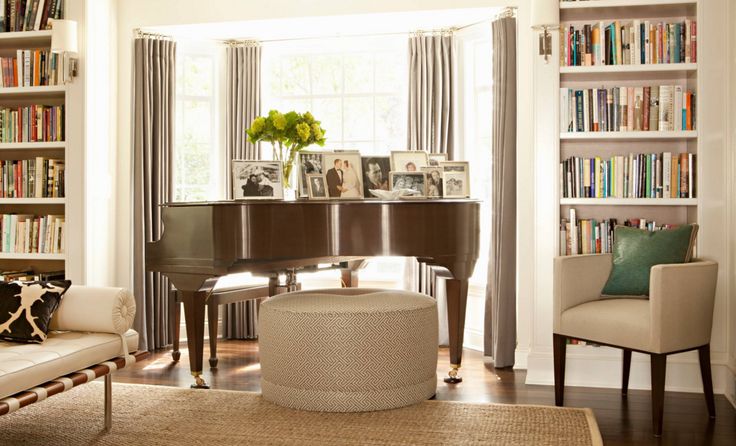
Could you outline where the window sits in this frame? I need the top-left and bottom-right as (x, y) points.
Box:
(174, 41), (223, 202)
(262, 36), (408, 155)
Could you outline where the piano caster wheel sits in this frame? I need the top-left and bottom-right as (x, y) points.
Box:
(172, 350), (181, 362)
(209, 358), (218, 368)
(191, 373), (210, 389)
(443, 365), (463, 384)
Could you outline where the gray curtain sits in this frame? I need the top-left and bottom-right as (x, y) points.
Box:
(407, 33), (455, 158)
(132, 36), (176, 352)
(484, 16), (517, 367)
(223, 42), (262, 340)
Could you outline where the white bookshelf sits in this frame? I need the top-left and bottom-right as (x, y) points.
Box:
(559, 0), (699, 258)
(561, 130), (697, 140)
(0, 31), (67, 275)
(560, 198), (697, 206)
(0, 253), (65, 260)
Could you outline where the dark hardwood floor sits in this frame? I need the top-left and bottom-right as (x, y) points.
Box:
(114, 340), (736, 445)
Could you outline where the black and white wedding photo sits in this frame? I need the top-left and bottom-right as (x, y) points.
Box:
(232, 160), (284, 200)
(323, 152), (364, 199)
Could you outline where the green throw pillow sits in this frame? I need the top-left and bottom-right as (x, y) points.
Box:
(601, 224), (698, 296)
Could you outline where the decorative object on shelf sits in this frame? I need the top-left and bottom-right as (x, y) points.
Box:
(50, 19), (78, 83)
(246, 110), (326, 194)
(231, 160), (284, 200)
(530, 0), (559, 63)
(368, 189), (420, 200)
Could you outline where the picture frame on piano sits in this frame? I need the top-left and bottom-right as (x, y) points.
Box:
(421, 166), (443, 198)
(307, 174), (328, 200)
(389, 171), (427, 198)
(428, 153), (448, 167)
(323, 151), (364, 199)
(390, 150), (429, 172)
(232, 160), (284, 200)
(440, 161), (470, 198)
(297, 151), (328, 198)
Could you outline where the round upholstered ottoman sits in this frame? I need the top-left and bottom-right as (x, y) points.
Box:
(259, 288), (438, 412)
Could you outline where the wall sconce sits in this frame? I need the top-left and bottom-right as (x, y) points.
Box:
(531, 0), (559, 63)
(50, 19), (79, 83)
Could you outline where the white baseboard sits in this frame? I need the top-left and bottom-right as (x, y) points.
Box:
(525, 348), (731, 394)
(463, 327), (484, 352)
(725, 365), (736, 408)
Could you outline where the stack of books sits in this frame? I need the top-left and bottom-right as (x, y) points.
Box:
(560, 208), (678, 256)
(560, 152), (696, 199)
(0, 0), (64, 32)
(561, 86), (695, 133)
(0, 157), (65, 198)
(0, 213), (64, 254)
(0, 269), (64, 280)
(0, 50), (63, 87)
(562, 19), (696, 66)
(0, 104), (64, 142)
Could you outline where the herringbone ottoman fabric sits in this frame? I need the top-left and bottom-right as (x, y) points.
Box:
(259, 288), (438, 412)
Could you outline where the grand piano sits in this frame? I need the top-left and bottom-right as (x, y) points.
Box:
(146, 199), (480, 388)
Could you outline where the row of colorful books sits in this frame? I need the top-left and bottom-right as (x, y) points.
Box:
(562, 19), (696, 67)
(0, 157), (64, 198)
(0, 0), (63, 33)
(0, 213), (64, 254)
(0, 269), (63, 281)
(0, 50), (63, 87)
(560, 152), (695, 199)
(560, 209), (678, 256)
(561, 86), (696, 133)
(0, 104), (64, 142)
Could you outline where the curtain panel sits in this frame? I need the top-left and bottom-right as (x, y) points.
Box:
(222, 42), (262, 340)
(484, 16), (517, 367)
(407, 33), (455, 158)
(132, 36), (177, 352)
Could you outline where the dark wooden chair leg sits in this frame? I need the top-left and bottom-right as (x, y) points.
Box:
(171, 297), (181, 362)
(553, 334), (567, 406)
(650, 353), (667, 437)
(622, 349), (632, 396)
(208, 303), (219, 368)
(698, 344), (716, 419)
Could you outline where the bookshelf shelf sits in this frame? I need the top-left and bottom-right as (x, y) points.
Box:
(560, 0), (697, 10)
(0, 253), (65, 260)
(0, 85), (66, 97)
(561, 131), (697, 141)
(0, 30), (52, 46)
(0, 198), (65, 204)
(0, 141), (65, 150)
(560, 198), (697, 206)
(560, 63), (696, 74)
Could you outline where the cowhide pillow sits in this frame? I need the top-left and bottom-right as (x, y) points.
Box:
(0, 280), (72, 343)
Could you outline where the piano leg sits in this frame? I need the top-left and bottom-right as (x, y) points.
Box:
(444, 277), (469, 384)
(180, 290), (210, 389)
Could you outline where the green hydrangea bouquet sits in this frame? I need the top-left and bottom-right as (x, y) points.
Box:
(246, 110), (326, 189)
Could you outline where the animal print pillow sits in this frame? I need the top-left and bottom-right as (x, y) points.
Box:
(0, 280), (72, 343)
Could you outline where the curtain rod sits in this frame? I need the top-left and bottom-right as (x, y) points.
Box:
(134, 28), (174, 40)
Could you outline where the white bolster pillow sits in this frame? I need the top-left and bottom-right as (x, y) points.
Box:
(49, 285), (136, 335)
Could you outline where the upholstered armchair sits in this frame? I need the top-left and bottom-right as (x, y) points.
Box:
(553, 253), (718, 436)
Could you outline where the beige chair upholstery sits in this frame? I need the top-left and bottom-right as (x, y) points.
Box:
(259, 288), (438, 412)
(552, 254), (718, 436)
(553, 254), (718, 354)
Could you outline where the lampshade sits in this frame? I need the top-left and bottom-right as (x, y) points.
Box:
(531, 0), (559, 30)
(51, 20), (78, 54)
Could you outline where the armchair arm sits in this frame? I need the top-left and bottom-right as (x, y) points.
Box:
(649, 259), (718, 353)
(553, 254), (612, 332)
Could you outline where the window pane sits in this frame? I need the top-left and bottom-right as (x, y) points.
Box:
(280, 56), (310, 95)
(180, 100), (212, 143)
(182, 56), (213, 96)
(312, 98), (342, 141)
(375, 52), (403, 93)
(343, 54), (373, 94)
(475, 90), (492, 140)
(310, 55), (342, 95)
(175, 142), (211, 202)
(474, 41), (493, 89)
(375, 95), (403, 143)
(343, 97), (373, 140)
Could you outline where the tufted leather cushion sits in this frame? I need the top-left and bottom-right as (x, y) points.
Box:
(49, 286), (136, 335)
(0, 329), (138, 399)
(259, 288), (438, 412)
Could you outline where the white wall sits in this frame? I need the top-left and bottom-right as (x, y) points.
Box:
(726, 0), (736, 408)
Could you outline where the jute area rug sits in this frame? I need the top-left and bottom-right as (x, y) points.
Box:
(0, 382), (603, 446)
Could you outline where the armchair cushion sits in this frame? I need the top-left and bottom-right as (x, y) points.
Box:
(602, 224), (697, 296)
(559, 298), (651, 351)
